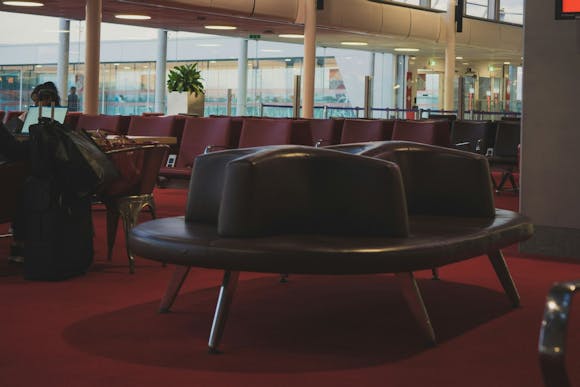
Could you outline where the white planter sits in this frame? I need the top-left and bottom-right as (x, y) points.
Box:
(166, 91), (205, 116)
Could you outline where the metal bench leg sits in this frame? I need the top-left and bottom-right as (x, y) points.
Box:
(208, 270), (240, 354)
(488, 250), (520, 307)
(159, 265), (191, 313)
(395, 272), (436, 345)
(431, 267), (440, 280)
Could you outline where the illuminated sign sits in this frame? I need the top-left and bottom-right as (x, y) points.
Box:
(557, 0), (580, 18)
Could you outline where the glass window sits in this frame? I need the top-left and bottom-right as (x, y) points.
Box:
(390, 0), (422, 6)
(499, 0), (523, 24)
(466, 0), (490, 19)
(431, 0), (449, 11)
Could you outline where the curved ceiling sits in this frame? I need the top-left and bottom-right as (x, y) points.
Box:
(0, 0), (523, 63)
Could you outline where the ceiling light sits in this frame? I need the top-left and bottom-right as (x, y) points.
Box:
(204, 25), (237, 30)
(278, 34), (304, 39)
(115, 14), (151, 20)
(456, 56), (463, 60)
(394, 48), (419, 52)
(197, 43), (221, 47)
(341, 41), (368, 46)
(504, 61), (511, 65)
(261, 49), (282, 53)
(2, 1), (44, 6)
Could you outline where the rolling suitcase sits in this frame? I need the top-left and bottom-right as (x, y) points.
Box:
(22, 104), (107, 280)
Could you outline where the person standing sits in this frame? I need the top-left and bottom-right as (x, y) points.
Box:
(67, 86), (80, 112)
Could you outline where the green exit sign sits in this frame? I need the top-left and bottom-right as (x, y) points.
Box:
(249, 34), (261, 39)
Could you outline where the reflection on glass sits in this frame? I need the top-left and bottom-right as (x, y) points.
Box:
(499, 0), (523, 24)
(466, 0), (489, 19)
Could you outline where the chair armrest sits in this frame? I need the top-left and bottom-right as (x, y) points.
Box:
(314, 138), (328, 148)
(454, 141), (471, 151)
(204, 145), (230, 154)
(538, 280), (580, 387)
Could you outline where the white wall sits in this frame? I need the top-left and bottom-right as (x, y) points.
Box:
(520, 0), (580, 257)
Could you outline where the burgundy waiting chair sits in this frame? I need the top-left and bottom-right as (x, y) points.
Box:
(0, 161), (27, 239)
(76, 114), (123, 134)
(488, 121), (520, 193)
(100, 144), (169, 273)
(127, 115), (177, 137)
(3, 111), (24, 125)
(64, 112), (82, 130)
(237, 118), (312, 148)
(339, 119), (394, 144)
(309, 118), (344, 146)
(391, 119), (451, 147)
(450, 120), (495, 154)
(159, 116), (242, 180)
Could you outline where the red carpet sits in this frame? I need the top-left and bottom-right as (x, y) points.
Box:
(1, 188), (580, 387)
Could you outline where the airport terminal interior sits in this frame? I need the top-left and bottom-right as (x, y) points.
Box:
(0, 1), (579, 386)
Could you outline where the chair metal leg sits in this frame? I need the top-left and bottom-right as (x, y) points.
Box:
(208, 270), (240, 354)
(395, 272), (436, 345)
(118, 195), (151, 274)
(488, 249), (520, 307)
(105, 205), (120, 261)
(159, 265), (191, 313)
(146, 195), (157, 219)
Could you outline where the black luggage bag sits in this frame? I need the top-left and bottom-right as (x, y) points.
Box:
(22, 109), (117, 281)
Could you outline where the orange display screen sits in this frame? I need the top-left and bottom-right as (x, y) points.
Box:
(562, 0), (580, 12)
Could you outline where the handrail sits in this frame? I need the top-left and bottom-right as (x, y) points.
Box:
(538, 280), (580, 387)
(259, 103), (521, 120)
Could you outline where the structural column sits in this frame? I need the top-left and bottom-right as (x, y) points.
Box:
(302, 0), (316, 118)
(236, 38), (248, 116)
(155, 29), (168, 114)
(84, 0), (101, 114)
(444, 0), (456, 111)
(56, 19), (70, 106)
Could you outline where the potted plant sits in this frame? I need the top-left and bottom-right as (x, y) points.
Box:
(166, 63), (205, 116)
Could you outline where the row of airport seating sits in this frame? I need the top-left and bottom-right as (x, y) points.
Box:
(1, 109), (520, 192)
(58, 112), (521, 192)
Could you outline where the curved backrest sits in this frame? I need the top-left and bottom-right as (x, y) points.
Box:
(64, 112), (82, 130)
(176, 117), (238, 168)
(340, 119), (394, 144)
(76, 114), (122, 134)
(360, 141), (495, 218)
(238, 118), (312, 148)
(103, 144), (169, 197)
(451, 120), (494, 153)
(217, 146), (408, 237)
(4, 111), (24, 124)
(392, 119), (450, 146)
(127, 115), (177, 137)
(493, 121), (520, 158)
(186, 147), (263, 223)
(309, 118), (344, 145)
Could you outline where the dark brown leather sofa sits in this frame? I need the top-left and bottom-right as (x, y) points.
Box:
(129, 144), (533, 353)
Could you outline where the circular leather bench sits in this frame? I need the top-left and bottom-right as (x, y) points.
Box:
(129, 145), (533, 353)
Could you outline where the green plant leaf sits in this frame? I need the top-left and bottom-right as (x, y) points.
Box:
(166, 63), (205, 96)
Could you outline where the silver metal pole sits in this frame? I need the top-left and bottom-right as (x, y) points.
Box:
(458, 76), (465, 120)
(57, 19), (70, 107)
(293, 74), (301, 119)
(226, 88), (232, 116)
(236, 39), (248, 116)
(364, 75), (373, 119)
(155, 29), (168, 114)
